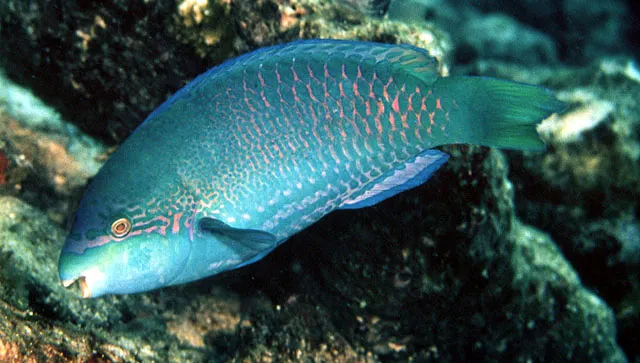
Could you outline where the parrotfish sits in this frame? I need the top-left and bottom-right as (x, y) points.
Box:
(58, 39), (564, 298)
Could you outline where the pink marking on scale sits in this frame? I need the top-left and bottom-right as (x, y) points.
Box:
(238, 123), (251, 146)
(375, 99), (385, 134)
(260, 92), (272, 108)
(291, 157), (299, 170)
(306, 84), (318, 102)
(328, 144), (341, 164)
(287, 138), (297, 153)
(383, 76), (393, 101)
(351, 134), (363, 156)
(184, 215), (195, 241)
(323, 123), (335, 141)
(172, 212), (184, 234)
(341, 64), (348, 79)
(349, 100), (363, 136)
(309, 102), (320, 130)
(415, 111), (422, 127)
(401, 114), (409, 129)
(374, 114), (382, 134)
(353, 80), (360, 98)
(242, 79), (256, 112)
(414, 128), (423, 141)
(389, 112), (397, 131)
(368, 73), (377, 98)
(337, 98), (345, 118)
(363, 138), (374, 153)
(276, 86), (286, 105)
(322, 77), (330, 101)
(392, 95), (400, 113)
(364, 122), (372, 136)
(365, 99), (371, 116)
(436, 98), (443, 110)
(292, 66), (300, 82)
(273, 143), (284, 158)
(307, 64), (315, 80)
(143, 215), (171, 235)
(130, 210), (147, 220)
(400, 130), (408, 144)
(249, 114), (264, 137)
(291, 85), (301, 104)
(324, 63), (331, 79)
(86, 235), (111, 249)
(312, 127), (322, 146)
(298, 131), (310, 148)
(263, 143), (276, 162)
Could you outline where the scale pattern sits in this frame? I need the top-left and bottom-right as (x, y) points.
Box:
(142, 40), (455, 239)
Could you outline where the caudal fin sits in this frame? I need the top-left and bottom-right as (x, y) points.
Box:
(435, 76), (566, 151)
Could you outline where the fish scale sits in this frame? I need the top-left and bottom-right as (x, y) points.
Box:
(185, 43), (433, 234)
(58, 39), (565, 297)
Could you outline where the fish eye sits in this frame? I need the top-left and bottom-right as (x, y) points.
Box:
(110, 217), (132, 238)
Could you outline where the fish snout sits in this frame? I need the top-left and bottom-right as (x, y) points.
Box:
(58, 233), (190, 297)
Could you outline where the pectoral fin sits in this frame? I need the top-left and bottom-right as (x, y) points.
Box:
(198, 217), (278, 254)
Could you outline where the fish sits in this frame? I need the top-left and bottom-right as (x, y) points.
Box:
(58, 39), (565, 298)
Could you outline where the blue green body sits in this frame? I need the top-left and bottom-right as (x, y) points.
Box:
(58, 40), (564, 297)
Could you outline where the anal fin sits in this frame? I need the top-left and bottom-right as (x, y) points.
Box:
(339, 149), (449, 209)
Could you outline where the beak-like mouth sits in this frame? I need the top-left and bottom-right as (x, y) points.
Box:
(61, 276), (91, 298)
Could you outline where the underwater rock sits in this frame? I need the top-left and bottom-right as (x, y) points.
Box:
(450, 0), (631, 62)
(0, 111), (103, 225)
(339, 0), (392, 17)
(0, 0), (236, 144)
(0, 71), (106, 225)
(376, 1), (560, 65)
(470, 57), (639, 360)
(460, 13), (558, 65)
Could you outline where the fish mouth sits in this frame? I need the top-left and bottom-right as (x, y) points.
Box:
(62, 276), (92, 298)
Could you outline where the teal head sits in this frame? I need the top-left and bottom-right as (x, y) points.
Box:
(57, 126), (196, 298)
(58, 174), (193, 298)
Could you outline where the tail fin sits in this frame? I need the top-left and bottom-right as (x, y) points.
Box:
(435, 76), (566, 151)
